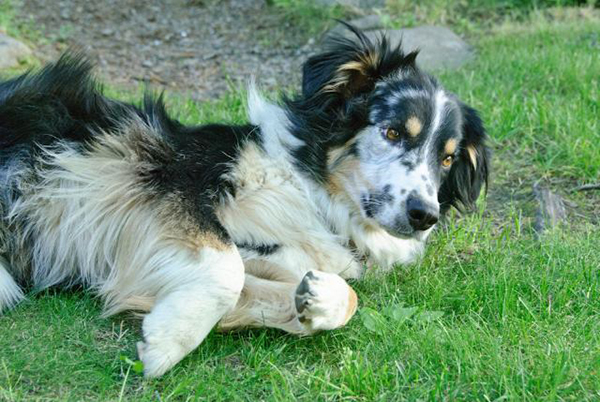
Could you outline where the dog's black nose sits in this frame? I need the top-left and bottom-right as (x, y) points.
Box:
(407, 197), (439, 231)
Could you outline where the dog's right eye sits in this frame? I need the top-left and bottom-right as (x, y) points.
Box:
(442, 155), (454, 168)
(385, 128), (400, 141)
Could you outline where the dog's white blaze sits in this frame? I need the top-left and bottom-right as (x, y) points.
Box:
(429, 90), (449, 139)
(387, 89), (430, 108)
(0, 257), (24, 312)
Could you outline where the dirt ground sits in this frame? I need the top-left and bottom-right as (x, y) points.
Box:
(16, 0), (317, 101)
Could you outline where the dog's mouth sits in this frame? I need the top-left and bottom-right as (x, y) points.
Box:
(382, 224), (417, 239)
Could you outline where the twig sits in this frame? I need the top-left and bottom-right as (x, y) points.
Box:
(118, 365), (131, 402)
(570, 183), (600, 192)
(533, 183), (566, 236)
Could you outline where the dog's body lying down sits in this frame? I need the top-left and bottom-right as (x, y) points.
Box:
(0, 27), (488, 377)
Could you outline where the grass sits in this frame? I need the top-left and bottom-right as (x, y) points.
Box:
(384, 0), (598, 31)
(439, 12), (600, 180)
(0, 0), (41, 42)
(1, 5), (600, 402)
(266, 0), (349, 37)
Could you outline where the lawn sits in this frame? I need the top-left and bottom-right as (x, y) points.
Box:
(1, 3), (599, 401)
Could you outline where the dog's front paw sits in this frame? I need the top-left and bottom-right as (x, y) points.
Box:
(137, 339), (186, 379)
(294, 270), (357, 333)
(367, 237), (425, 271)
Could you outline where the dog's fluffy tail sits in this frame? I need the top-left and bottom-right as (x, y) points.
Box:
(0, 257), (24, 313)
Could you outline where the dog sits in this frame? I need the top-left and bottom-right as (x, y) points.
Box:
(0, 25), (489, 378)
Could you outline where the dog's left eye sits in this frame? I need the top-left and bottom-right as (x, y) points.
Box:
(442, 155), (454, 168)
(385, 128), (400, 141)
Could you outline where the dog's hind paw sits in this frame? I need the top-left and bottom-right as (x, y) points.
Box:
(294, 270), (358, 333)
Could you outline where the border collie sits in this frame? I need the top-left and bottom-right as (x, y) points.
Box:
(0, 26), (489, 377)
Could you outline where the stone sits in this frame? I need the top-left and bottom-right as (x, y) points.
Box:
(314, 0), (385, 10)
(356, 0), (385, 9)
(328, 15), (384, 37)
(365, 26), (474, 71)
(328, 25), (474, 71)
(0, 34), (32, 69)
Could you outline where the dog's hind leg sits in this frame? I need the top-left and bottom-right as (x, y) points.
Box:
(219, 269), (357, 335)
(136, 244), (244, 378)
(0, 256), (24, 313)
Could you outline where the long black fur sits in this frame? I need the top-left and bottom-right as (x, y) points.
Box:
(438, 104), (490, 213)
(0, 53), (260, 246)
(285, 22), (420, 182)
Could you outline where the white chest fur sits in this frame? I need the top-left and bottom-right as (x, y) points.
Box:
(217, 141), (362, 280)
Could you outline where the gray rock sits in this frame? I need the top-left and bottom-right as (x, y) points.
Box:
(0, 34), (32, 69)
(357, 0), (385, 9)
(329, 15), (384, 37)
(315, 0), (385, 10)
(365, 26), (474, 71)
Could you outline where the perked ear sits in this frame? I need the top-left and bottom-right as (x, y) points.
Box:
(438, 103), (490, 213)
(302, 22), (418, 100)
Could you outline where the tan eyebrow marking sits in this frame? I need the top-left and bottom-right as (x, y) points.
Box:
(405, 116), (423, 137)
(444, 138), (458, 155)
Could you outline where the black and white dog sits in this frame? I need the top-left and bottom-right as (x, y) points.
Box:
(0, 26), (488, 377)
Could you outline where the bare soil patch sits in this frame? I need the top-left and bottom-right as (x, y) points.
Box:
(16, 0), (315, 100)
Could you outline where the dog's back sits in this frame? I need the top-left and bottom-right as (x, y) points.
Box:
(0, 54), (253, 314)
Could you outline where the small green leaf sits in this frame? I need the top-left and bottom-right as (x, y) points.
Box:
(120, 355), (144, 374)
(384, 305), (418, 322)
(360, 307), (385, 333)
(119, 355), (134, 365)
(416, 311), (444, 323)
(132, 360), (144, 374)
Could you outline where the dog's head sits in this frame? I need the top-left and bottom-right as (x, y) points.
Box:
(290, 24), (489, 238)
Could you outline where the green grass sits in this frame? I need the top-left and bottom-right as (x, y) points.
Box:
(439, 15), (600, 180)
(0, 0), (18, 35)
(0, 0), (42, 71)
(266, 0), (349, 38)
(1, 7), (600, 402)
(384, 0), (598, 32)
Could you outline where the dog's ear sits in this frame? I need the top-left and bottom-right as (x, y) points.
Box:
(438, 103), (490, 213)
(302, 22), (418, 100)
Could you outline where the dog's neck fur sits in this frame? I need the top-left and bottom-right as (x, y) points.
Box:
(247, 87), (345, 232)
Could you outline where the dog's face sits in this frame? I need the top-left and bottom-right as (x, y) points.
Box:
(348, 81), (466, 237)
(295, 26), (489, 239)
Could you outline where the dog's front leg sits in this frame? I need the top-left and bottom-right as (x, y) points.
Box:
(137, 244), (244, 378)
(219, 270), (357, 335)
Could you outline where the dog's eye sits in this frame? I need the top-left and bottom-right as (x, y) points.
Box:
(442, 155), (454, 168)
(385, 128), (400, 141)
